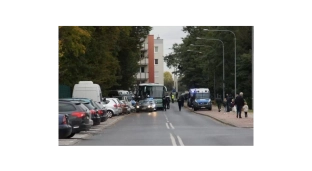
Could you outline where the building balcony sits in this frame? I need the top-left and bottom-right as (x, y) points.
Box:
(136, 72), (149, 80)
(138, 57), (148, 65)
(140, 43), (148, 51)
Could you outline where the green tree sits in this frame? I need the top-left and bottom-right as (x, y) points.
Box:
(164, 26), (253, 108)
(59, 26), (92, 86)
(110, 26), (152, 91)
(59, 26), (152, 96)
(164, 71), (174, 91)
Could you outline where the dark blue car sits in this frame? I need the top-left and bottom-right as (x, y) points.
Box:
(59, 113), (72, 139)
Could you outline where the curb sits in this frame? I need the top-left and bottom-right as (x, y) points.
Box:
(192, 111), (238, 127)
(183, 105), (253, 128)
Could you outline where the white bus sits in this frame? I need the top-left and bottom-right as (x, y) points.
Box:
(135, 83), (167, 110)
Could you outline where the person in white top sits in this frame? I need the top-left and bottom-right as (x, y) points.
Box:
(242, 102), (249, 118)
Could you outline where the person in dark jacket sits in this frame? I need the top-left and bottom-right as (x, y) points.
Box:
(165, 95), (171, 109)
(177, 95), (184, 111)
(162, 96), (168, 111)
(226, 94), (232, 112)
(215, 94), (222, 112)
(234, 92), (245, 118)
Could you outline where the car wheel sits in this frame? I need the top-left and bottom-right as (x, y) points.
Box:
(66, 133), (75, 138)
(107, 110), (113, 118)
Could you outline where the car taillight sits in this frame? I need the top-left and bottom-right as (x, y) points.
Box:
(90, 110), (96, 115)
(118, 104), (121, 107)
(62, 116), (67, 124)
(72, 112), (85, 118)
(98, 110), (103, 114)
(114, 104), (117, 108)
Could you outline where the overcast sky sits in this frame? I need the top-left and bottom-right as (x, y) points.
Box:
(149, 26), (188, 73)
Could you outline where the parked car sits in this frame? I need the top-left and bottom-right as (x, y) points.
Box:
(80, 102), (101, 125)
(99, 100), (116, 118)
(93, 101), (108, 122)
(59, 113), (72, 139)
(136, 99), (156, 112)
(120, 100), (131, 114)
(104, 98), (122, 116)
(114, 98), (124, 115)
(60, 98), (101, 125)
(59, 100), (93, 138)
(113, 95), (132, 109)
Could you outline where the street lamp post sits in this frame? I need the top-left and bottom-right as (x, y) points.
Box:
(190, 44), (215, 95)
(203, 29), (236, 96)
(196, 37), (225, 99)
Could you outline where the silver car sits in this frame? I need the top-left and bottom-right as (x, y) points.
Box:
(100, 98), (122, 117)
(121, 100), (131, 114)
(136, 99), (156, 112)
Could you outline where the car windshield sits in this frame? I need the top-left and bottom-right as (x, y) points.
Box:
(195, 93), (210, 99)
(82, 103), (95, 110)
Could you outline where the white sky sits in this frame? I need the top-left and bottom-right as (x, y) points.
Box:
(149, 26), (188, 73)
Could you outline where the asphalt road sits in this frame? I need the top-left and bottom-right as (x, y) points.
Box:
(74, 102), (253, 146)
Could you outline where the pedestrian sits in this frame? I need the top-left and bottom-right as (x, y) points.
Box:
(216, 94), (222, 112)
(234, 92), (245, 118)
(243, 102), (249, 118)
(177, 95), (184, 111)
(231, 99), (236, 113)
(171, 94), (175, 103)
(226, 94), (232, 112)
(162, 95), (167, 111)
(223, 98), (227, 114)
(166, 95), (171, 109)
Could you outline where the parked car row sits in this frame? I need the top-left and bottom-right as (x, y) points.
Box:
(58, 97), (134, 139)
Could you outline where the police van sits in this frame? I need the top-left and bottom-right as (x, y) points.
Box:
(188, 88), (212, 111)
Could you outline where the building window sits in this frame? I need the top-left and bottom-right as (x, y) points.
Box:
(140, 67), (144, 73)
(154, 46), (158, 53)
(155, 59), (158, 64)
(155, 71), (159, 78)
(140, 51), (144, 58)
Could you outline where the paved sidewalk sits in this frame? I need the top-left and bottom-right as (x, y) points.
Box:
(184, 103), (253, 128)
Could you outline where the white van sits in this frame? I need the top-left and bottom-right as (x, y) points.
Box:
(72, 81), (103, 102)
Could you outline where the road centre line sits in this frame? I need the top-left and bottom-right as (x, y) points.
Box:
(177, 136), (184, 146)
(169, 123), (175, 129)
(170, 133), (177, 146)
(166, 123), (170, 129)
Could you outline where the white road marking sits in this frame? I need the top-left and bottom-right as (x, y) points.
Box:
(177, 136), (184, 146)
(166, 123), (170, 129)
(170, 133), (177, 146)
(169, 123), (175, 129)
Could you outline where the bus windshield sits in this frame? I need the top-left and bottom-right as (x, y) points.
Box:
(137, 85), (165, 99)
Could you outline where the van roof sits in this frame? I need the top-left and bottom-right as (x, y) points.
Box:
(78, 81), (93, 84)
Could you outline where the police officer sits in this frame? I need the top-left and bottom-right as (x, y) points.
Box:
(162, 96), (168, 111)
(177, 95), (184, 111)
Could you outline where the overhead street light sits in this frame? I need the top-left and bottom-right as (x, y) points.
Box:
(196, 37), (225, 99)
(203, 29), (237, 96)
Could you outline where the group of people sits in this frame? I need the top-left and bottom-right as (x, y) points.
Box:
(216, 92), (249, 118)
(162, 93), (184, 112)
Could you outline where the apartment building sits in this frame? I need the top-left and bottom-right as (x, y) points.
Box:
(136, 35), (164, 85)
